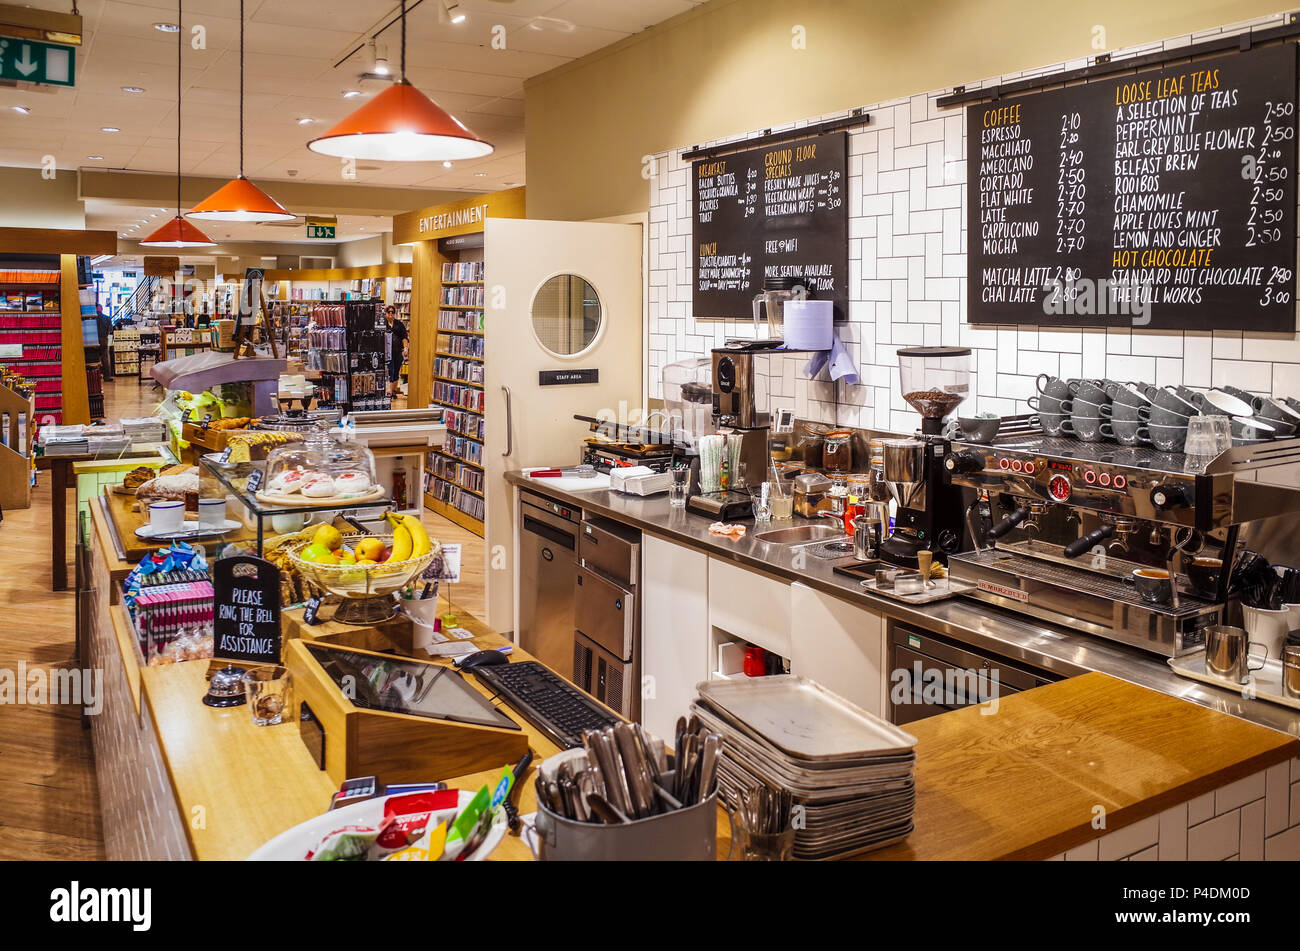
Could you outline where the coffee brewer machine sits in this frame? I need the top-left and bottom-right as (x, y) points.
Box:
(943, 421), (1300, 656)
(877, 347), (973, 567)
(694, 343), (811, 518)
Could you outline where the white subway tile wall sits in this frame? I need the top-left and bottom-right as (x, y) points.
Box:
(1050, 758), (1300, 861)
(646, 11), (1300, 436)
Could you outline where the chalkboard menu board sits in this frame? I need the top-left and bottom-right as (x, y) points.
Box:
(968, 44), (1297, 331)
(213, 555), (282, 665)
(693, 131), (848, 322)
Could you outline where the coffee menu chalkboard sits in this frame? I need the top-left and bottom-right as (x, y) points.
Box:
(968, 44), (1298, 330)
(692, 131), (848, 322)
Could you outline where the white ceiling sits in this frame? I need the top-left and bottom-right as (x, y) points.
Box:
(0, 0), (706, 238)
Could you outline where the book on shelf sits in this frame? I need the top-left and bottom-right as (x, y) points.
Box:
(440, 261), (485, 282)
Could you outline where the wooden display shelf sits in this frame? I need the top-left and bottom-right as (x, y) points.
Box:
(440, 280), (484, 285)
(0, 380), (34, 510)
(438, 304), (484, 310)
(426, 493), (484, 535)
(434, 448), (483, 471)
(430, 397), (485, 413)
(431, 470), (484, 497)
(435, 351), (483, 362)
(435, 328), (484, 337)
(433, 374), (483, 388)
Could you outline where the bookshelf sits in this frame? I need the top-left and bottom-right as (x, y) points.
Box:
(424, 256), (486, 533)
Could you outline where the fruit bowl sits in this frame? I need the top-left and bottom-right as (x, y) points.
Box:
(287, 533), (438, 623)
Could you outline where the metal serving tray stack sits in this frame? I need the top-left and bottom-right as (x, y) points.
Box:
(691, 676), (918, 860)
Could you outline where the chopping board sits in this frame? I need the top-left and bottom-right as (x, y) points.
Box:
(520, 470), (612, 493)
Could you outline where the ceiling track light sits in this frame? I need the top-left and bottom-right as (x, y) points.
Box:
(188, 0), (293, 223)
(142, 0), (216, 248)
(444, 2), (467, 25)
(307, 0), (493, 162)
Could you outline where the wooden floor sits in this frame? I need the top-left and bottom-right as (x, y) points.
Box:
(0, 376), (483, 859)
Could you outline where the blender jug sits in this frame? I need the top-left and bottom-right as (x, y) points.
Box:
(751, 276), (802, 340)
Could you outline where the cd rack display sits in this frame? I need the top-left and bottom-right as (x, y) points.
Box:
(426, 246), (486, 534)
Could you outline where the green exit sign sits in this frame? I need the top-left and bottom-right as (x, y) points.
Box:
(306, 224), (335, 239)
(0, 36), (75, 86)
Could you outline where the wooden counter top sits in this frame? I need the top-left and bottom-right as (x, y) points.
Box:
(143, 606), (564, 861)
(868, 672), (1298, 861)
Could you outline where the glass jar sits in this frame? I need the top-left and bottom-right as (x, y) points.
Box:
(262, 432), (378, 501)
(822, 429), (854, 473)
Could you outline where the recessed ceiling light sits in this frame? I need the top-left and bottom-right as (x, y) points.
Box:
(12, 105), (30, 114)
(474, 172), (487, 177)
(122, 86), (146, 94)
(445, 2), (467, 25)
(342, 90), (362, 99)
(87, 155), (104, 160)
(528, 16), (576, 33)
(101, 127), (121, 133)
(442, 161), (453, 168)
(296, 117), (314, 125)
(373, 59), (390, 76)
(154, 22), (180, 33)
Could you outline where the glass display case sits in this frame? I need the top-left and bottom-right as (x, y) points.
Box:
(199, 447), (392, 555)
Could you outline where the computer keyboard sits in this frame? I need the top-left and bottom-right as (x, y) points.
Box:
(470, 660), (620, 749)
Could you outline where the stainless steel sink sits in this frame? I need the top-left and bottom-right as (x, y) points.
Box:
(752, 525), (844, 545)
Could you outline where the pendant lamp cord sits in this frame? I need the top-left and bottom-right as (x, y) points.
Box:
(400, 0), (406, 82)
(239, 0), (245, 178)
(176, 0), (182, 217)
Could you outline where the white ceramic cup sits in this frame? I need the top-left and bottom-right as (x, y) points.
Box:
(1242, 604), (1290, 660)
(149, 500), (185, 532)
(197, 497), (227, 527)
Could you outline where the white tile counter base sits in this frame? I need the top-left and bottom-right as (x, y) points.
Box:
(1048, 758), (1300, 861)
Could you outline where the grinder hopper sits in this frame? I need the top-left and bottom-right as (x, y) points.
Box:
(898, 347), (972, 435)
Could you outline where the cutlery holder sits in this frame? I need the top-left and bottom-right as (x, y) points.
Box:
(533, 791), (720, 861)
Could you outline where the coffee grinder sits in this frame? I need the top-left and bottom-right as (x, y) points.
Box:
(878, 346), (972, 567)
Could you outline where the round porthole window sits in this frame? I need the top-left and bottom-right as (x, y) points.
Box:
(530, 273), (602, 356)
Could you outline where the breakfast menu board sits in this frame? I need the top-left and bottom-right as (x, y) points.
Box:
(692, 131), (848, 321)
(968, 44), (1298, 330)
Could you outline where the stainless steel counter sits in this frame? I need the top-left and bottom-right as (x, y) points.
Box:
(506, 471), (1300, 737)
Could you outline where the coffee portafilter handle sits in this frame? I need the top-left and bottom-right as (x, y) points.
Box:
(965, 494), (993, 550)
(987, 505), (1030, 540)
(1063, 524), (1115, 559)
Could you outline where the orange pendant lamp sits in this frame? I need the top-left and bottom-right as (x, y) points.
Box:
(188, 1), (293, 222)
(306, 1), (493, 162)
(142, 0), (216, 248)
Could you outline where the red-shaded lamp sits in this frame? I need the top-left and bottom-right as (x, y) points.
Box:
(140, 215), (217, 248)
(306, 81), (493, 162)
(188, 176), (294, 222)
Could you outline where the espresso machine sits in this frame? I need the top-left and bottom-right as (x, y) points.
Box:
(943, 420), (1300, 656)
(877, 347), (973, 567)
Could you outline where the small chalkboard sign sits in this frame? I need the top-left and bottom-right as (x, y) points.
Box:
(201, 412), (213, 430)
(245, 469), (264, 494)
(218, 445), (233, 464)
(183, 408), (194, 423)
(213, 555), (282, 664)
(302, 595), (323, 626)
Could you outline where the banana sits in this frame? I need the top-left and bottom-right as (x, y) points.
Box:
(389, 524), (413, 562)
(401, 514), (432, 557)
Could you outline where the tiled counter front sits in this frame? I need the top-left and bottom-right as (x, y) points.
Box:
(1051, 758), (1300, 861)
(84, 523), (192, 861)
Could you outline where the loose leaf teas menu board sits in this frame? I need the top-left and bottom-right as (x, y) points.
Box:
(968, 44), (1298, 330)
(693, 131), (848, 321)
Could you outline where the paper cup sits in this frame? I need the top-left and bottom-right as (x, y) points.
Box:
(197, 497), (227, 527)
(149, 500), (185, 532)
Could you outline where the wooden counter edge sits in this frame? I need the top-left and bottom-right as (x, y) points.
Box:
(108, 602), (144, 718)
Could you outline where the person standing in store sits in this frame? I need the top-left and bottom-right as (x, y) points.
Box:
(385, 304), (408, 399)
(96, 302), (113, 378)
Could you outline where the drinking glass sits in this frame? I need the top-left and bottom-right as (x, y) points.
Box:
(1184, 415), (1232, 473)
(669, 465), (689, 507)
(243, 666), (292, 726)
(769, 494), (794, 520)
